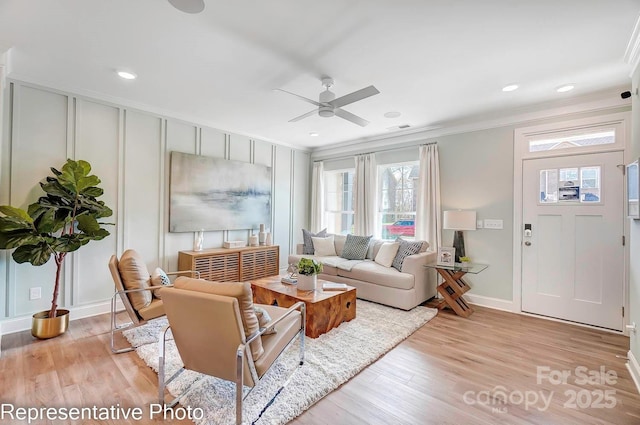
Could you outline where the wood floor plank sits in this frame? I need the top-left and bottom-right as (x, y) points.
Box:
(1, 305), (639, 424)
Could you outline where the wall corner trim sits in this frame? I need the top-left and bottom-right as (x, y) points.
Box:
(625, 15), (640, 77)
(627, 350), (640, 395)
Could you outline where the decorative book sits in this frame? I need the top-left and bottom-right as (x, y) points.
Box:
(281, 277), (298, 285)
(322, 282), (348, 291)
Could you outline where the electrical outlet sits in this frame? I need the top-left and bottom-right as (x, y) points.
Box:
(484, 219), (503, 229)
(29, 287), (42, 300)
(476, 220), (483, 229)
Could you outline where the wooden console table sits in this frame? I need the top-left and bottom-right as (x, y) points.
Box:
(424, 262), (487, 317)
(178, 245), (279, 282)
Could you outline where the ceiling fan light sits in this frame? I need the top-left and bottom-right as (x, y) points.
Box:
(168, 0), (205, 14)
(318, 106), (334, 118)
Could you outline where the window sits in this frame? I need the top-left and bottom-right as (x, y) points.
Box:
(324, 170), (354, 235)
(379, 162), (419, 239)
(539, 166), (601, 204)
(529, 130), (615, 153)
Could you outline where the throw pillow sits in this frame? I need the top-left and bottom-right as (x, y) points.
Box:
(254, 305), (277, 334)
(392, 238), (424, 271)
(374, 242), (400, 268)
(333, 234), (347, 256)
(174, 277), (264, 359)
(117, 249), (152, 311)
(312, 235), (337, 256)
(302, 228), (327, 255)
(151, 267), (171, 299)
(341, 234), (373, 260)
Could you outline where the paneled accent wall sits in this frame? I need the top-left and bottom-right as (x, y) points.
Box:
(0, 80), (310, 321)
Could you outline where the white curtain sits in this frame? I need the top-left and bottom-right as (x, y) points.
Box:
(353, 153), (377, 236)
(310, 161), (324, 232)
(415, 144), (442, 249)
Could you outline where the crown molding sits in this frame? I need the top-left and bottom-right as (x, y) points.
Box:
(6, 75), (311, 153)
(625, 14), (640, 76)
(312, 87), (631, 160)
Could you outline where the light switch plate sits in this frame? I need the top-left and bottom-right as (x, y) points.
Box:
(29, 287), (42, 300)
(484, 219), (503, 229)
(476, 220), (483, 229)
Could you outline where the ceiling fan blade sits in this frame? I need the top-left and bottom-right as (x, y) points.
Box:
(334, 108), (370, 127)
(329, 85), (380, 109)
(275, 88), (323, 107)
(289, 109), (318, 122)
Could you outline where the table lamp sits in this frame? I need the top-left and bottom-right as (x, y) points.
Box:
(443, 210), (476, 263)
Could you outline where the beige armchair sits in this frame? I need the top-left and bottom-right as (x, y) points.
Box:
(158, 277), (305, 425)
(108, 250), (198, 353)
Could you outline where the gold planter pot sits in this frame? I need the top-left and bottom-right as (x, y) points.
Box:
(31, 309), (70, 339)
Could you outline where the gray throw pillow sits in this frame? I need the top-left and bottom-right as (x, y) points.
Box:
(302, 228), (327, 255)
(340, 234), (372, 260)
(392, 237), (423, 271)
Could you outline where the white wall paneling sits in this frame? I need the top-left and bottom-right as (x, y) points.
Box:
(0, 80), (310, 328)
(163, 119), (198, 270)
(123, 110), (163, 269)
(75, 99), (120, 305)
(11, 85), (67, 316)
(274, 145), (293, 269)
(292, 150), (310, 250)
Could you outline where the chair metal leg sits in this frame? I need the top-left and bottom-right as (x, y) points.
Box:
(299, 304), (305, 365)
(158, 325), (185, 408)
(236, 346), (244, 425)
(110, 294), (136, 354)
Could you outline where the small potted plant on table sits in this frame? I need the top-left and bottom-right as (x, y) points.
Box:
(297, 258), (322, 291)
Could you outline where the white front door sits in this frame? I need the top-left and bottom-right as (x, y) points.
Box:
(521, 151), (624, 330)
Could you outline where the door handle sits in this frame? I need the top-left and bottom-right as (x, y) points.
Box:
(524, 241), (532, 246)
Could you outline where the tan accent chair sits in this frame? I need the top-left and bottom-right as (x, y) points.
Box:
(108, 253), (198, 353)
(158, 277), (305, 425)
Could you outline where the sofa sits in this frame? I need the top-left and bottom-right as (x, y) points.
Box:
(288, 234), (438, 310)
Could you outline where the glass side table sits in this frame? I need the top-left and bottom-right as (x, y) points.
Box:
(424, 262), (488, 317)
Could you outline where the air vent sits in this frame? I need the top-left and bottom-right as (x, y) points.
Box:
(386, 124), (411, 131)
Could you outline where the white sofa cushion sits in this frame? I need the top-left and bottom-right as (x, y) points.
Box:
(374, 242), (400, 268)
(339, 260), (414, 290)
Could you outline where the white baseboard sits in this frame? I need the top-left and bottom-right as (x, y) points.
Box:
(465, 293), (514, 312)
(0, 298), (124, 336)
(627, 350), (640, 395)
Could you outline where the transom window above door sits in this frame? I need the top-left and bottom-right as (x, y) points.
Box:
(529, 130), (615, 153)
(539, 166), (601, 204)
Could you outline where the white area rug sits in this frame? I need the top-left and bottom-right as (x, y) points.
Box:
(124, 300), (437, 425)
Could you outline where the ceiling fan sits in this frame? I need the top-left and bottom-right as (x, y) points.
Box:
(277, 78), (380, 127)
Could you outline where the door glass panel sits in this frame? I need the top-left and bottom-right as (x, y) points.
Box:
(580, 167), (600, 202)
(540, 169), (558, 203)
(539, 166), (601, 204)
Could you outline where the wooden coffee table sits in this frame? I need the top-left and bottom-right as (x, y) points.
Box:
(251, 276), (356, 338)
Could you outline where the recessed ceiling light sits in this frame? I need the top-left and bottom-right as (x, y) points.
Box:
(502, 84), (519, 92)
(309, 132), (319, 137)
(384, 111), (401, 119)
(556, 84), (575, 93)
(117, 71), (137, 80)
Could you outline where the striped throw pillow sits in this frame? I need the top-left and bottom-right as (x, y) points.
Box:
(392, 238), (423, 271)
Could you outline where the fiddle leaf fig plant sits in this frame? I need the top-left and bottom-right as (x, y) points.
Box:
(0, 159), (113, 319)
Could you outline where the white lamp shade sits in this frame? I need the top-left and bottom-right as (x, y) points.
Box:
(443, 210), (476, 231)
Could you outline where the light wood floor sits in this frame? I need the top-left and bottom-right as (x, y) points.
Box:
(2, 306), (639, 424)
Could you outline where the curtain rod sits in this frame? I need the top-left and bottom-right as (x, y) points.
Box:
(313, 141), (437, 163)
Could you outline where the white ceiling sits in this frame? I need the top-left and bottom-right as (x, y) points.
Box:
(1, 0), (638, 149)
